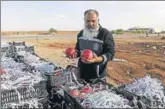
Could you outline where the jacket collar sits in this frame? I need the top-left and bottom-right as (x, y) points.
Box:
(98, 24), (103, 31)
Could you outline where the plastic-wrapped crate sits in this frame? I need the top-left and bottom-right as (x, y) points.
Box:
(44, 65), (80, 89)
(48, 88), (75, 109)
(66, 65), (80, 81)
(14, 46), (26, 52)
(63, 79), (146, 109)
(11, 41), (25, 46)
(44, 67), (66, 88)
(5, 46), (17, 58)
(63, 79), (113, 109)
(116, 85), (165, 108)
(116, 85), (151, 108)
(64, 90), (84, 109)
(1, 47), (9, 52)
(1, 80), (48, 105)
(12, 55), (24, 63)
(14, 45), (34, 53)
(25, 46), (34, 53)
(2, 96), (50, 109)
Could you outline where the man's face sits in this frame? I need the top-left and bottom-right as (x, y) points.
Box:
(84, 12), (99, 30)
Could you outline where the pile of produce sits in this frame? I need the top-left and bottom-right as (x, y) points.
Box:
(1, 41), (48, 108)
(124, 75), (165, 108)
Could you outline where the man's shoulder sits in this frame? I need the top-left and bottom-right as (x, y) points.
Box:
(100, 27), (113, 38)
(100, 27), (112, 34)
(77, 29), (83, 37)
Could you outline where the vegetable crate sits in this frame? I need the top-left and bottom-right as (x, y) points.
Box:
(44, 67), (66, 89)
(48, 88), (74, 109)
(63, 79), (112, 109)
(2, 96), (50, 109)
(1, 80), (48, 105)
(13, 46), (35, 53)
(1, 47), (9, 52)
(63, 79), (145, 109)
(9, 41), (25, 46)
(64, 90), (84, 109)
(117, 84), (165, 108)
(44, 65), (78, 89)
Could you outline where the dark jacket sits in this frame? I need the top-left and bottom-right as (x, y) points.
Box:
(75, 26), (115, 82)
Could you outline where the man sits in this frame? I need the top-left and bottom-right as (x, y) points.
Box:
(71, 9), (115, 83)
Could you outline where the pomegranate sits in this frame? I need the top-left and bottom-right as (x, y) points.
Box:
(55, 71), (61, 76)
(65, 48), (75, 57)
(69, 89), (79, 96)
(81, 49), (94, 60)
(0, 67), (6, 75)
(81, 87), (92, 93)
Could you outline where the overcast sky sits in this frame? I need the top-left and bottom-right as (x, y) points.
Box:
(1, 1), (165, 31)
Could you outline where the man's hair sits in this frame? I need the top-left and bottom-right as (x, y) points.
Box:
(84, 9), (99, 17)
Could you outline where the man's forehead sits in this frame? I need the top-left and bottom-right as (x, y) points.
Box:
(85, 12), (98, 20)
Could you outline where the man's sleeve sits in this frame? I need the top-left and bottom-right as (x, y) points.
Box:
(100, 31), (115, 64)
(75, 30), (83, 57)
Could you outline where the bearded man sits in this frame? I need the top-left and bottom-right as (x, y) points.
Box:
(71, 9), (115, 83)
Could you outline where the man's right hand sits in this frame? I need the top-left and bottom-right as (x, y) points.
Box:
(69, 50), (78, 59)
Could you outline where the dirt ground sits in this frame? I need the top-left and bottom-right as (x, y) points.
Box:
(6, 34), (165, 86)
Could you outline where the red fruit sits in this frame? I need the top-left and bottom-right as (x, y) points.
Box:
(65, 48), (75, 57)
(81, 87), (92, 93)
(0, 67), (6, 75)
(55, 71), (61, 76)
(81, 49), (93, 60)
(70, 90), (79, 96)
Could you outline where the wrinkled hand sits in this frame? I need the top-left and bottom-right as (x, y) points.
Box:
(63, 50), (78, 59)
(81, 53), (98, 64)
(69, 51), (77, 59)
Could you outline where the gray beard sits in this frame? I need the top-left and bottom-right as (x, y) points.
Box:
(82, 26), (99, 38)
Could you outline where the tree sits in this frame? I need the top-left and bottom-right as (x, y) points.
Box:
(49, 28), (57, 34)
(116, 29), (124, 34)
(111, 30), (116, 34)
(136, 30), (142, 34)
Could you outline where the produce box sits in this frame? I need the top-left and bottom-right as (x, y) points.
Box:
(1, 80), (48, 105)
(63, 79), (143, 109)
(2, 96), (50, 109)
(116, 75), (165, 108)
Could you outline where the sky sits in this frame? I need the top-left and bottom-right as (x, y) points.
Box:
(1, 1), (165, 31)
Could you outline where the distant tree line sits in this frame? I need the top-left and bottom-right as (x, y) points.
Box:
(111, 29), (148, 35)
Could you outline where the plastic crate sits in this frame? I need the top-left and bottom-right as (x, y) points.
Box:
(14, 45), (34, 53)
(66, 65), (80, 80)
(64, 90), (84, 109)
(116, 84), (165, 108)
(2, 97), (50, 109)
(44, 67), (66, 88)
(1, 47), (9, 52)
(5, 46), (17, 58)
(11, 41), (25, 46)
(63, 78), (148, 109)
(48, 88), (74, 109)
(1, 80), (48, 105)
(44, 65), (81, 89)
(25, 46), (34, 53)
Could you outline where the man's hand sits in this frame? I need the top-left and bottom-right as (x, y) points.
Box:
(81, 52), (103, 64)
(69, 50), (78, 59)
